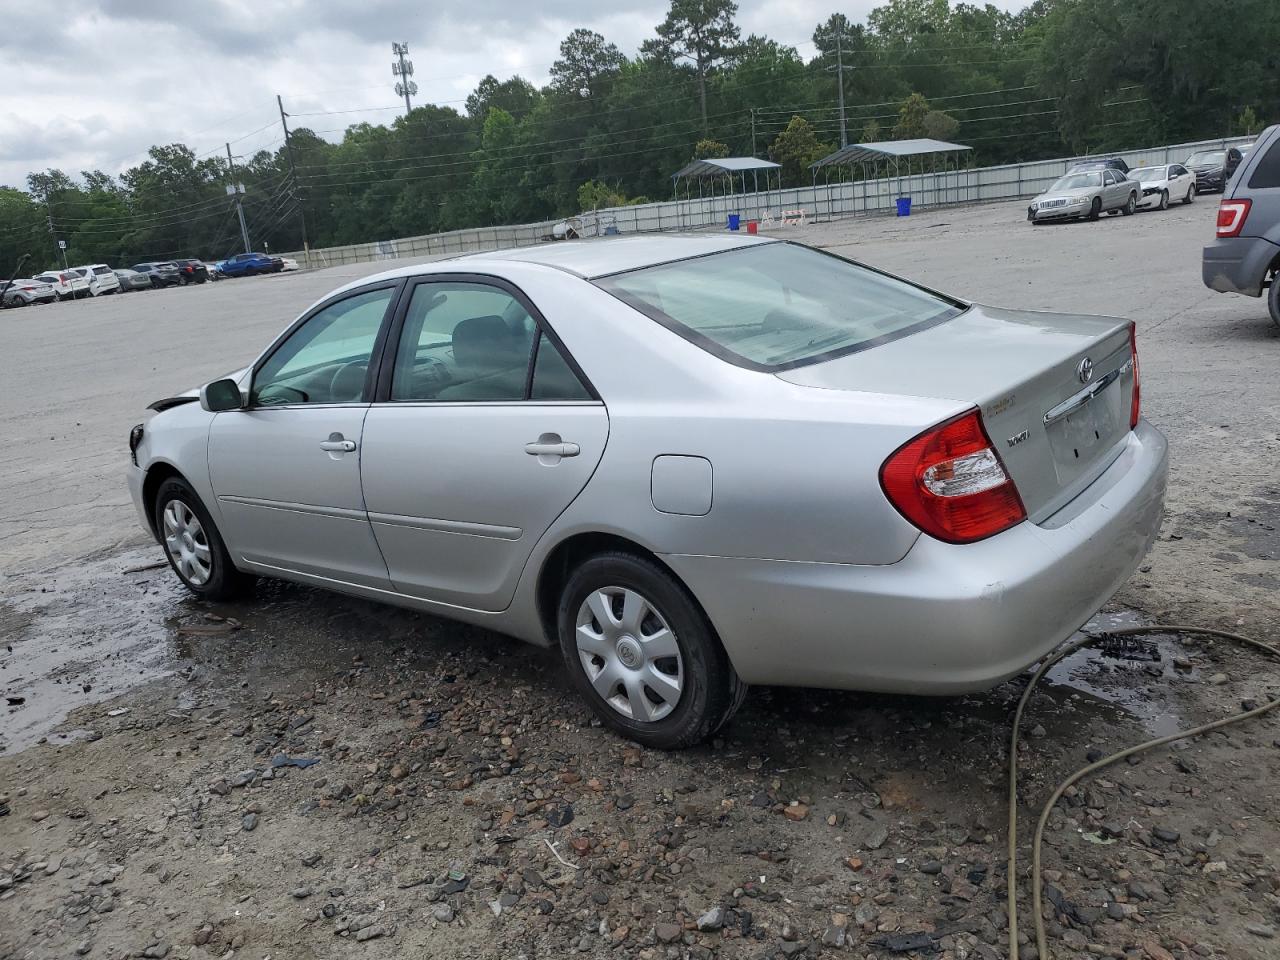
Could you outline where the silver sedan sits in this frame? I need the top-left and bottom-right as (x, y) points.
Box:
(127, 236), (1168, 748)
(1028, 170), (1140, 222)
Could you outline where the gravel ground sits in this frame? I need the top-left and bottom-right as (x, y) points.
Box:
(2, 199), (1279, 960)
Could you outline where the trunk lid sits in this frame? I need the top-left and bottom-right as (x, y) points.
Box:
(777, 304), (1135, 522)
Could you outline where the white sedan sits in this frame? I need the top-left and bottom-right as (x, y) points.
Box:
(1130, 163), (1196, 210)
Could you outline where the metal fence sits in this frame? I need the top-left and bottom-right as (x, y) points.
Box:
(283, 134), (1252, 269)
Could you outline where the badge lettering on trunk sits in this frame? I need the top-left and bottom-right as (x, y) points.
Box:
(1006, 429), (1029, 448)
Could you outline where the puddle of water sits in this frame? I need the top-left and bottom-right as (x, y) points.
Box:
(1, 545), (188, 754)
(1045, 610), (1199, 739)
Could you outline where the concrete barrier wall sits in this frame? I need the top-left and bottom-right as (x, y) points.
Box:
(283, 134), (1253, 268)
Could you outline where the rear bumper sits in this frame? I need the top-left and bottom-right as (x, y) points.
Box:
(1202, 237), (1280, 297)
(666, 420), (1168, 695)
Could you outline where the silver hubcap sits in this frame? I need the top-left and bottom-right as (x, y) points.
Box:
(162, 499), (212, 586)
(575, 587), (683, 723)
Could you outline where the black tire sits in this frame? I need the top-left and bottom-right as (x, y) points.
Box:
(556, 551), (746, 749)
(1184, 183), (1195, 204)
(1158, 189), (1169, 211)
(1268, 274), (1280, 331)
(1087, 197), (1102, 221)
(152, 477), (251, 601)
(1121, 192), (1137, 216)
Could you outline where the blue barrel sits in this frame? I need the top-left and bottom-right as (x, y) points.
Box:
(895, 196), (912, 217)
(727, 213), (741, 231)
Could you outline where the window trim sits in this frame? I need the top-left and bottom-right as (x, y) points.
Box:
(372, 272), (600, 405)
(592, 241), (967, 374)
(246, 278), (406, 410)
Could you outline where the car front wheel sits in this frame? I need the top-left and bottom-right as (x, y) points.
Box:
(1268, 274), (1280, 331)
(1121, 193), (1137, 215)
(154, 477), (251, 601)
(1087, 197), (1102, 220)
(1184, 183), (1195, 204)
(557, 552), (746, 749)
(1158, 190), (1169, 210)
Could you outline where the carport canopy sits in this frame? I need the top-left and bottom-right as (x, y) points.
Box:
(810, 138), (972, 170)
(671, 156), (782, 180)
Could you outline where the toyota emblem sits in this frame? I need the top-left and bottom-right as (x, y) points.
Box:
(1076, 357), (1094, 384)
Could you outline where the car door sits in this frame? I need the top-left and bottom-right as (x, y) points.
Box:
(207, 282), (400, 589)
(359, 276), (608, 612)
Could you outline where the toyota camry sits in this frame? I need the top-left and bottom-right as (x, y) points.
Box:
(128, 236), (1168, 748)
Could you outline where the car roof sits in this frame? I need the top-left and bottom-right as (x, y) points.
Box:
(358, 234), (779, 287)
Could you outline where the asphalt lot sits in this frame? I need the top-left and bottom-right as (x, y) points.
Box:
(2, 199), (1279, 960)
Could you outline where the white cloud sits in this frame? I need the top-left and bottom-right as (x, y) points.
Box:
(0, 0), (1024, 188)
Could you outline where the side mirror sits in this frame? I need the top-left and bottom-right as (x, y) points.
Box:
(200, 378), (245, 412)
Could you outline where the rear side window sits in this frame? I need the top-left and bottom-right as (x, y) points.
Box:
(596, 244), (963, 372)
(1248, 137), (1280, 189)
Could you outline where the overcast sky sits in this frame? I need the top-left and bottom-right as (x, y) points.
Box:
(0, 0), (1025, 190)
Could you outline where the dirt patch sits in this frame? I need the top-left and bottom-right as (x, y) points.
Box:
(2, 552), (1278, 960)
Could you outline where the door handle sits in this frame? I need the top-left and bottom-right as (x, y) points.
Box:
(320, 433), (357, 453)
(525, 441), (580, 458)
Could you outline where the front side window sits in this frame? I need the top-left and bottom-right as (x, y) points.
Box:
(252, 287), (393, 406)
(596, 243), (963, 372)
(391, 281), (590, 402)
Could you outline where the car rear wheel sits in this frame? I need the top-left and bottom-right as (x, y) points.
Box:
(1268, 274), (1280, 331)
(1087, 197), (1102, 221)
(154, 477), (251, 601)
(1121, 193), (1137, 216)
(557, 552), (746, 748)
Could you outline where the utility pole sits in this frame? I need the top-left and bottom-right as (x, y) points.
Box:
(819, 29), (853, 148)
(750, 107), (757, 156)
(392, 42), (417, 117)
(226, 144), (252, 254)
(277, 95), (312, 267)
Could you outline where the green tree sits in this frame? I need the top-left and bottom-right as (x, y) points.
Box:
(550, 29), (626, 97)
(922, 109), (960, 141)
(768, 117), (832, 186)
(892, 93), (931, 139)
(861, 119), (882, 143)
(465, 75), (541, 121)
(694, 138), (731, 159)
(647, 0), (742, 133)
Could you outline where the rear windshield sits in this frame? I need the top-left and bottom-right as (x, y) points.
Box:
(594, 243), (963, 372)
(1187, 151), (1225, 165)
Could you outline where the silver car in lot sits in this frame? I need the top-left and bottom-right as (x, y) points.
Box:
(127, 236), (1167, 747)
(1028, 169), (1140, 222)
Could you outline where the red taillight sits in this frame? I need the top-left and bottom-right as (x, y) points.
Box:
(879, 409), (1027, 545)
(1128, 321), (1140, 429)
(1216, 199), (1251, 238)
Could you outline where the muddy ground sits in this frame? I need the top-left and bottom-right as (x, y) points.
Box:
(3, 200), (1280, 960)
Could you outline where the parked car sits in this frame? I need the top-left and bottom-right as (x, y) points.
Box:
(217, 252), (282, 277)
(1067, 157), (1130, 174)
(33, 270), (91, 300)
(1185, 146), (1245, 193)
(1028, 169), (1139, 222)
(1128, 164), (1197, 210)
(278, 257), (299, 272)
(131, 262), (181, 288)
(71, 263), (121, 296)
(1202, 124), (1280, 327)
(2, 278), (56, 308)
(114, 268), (153, 292)
(172, 259), (209, 284)
(128, 236), (1167, 747)
(204, 262), (223, 281)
